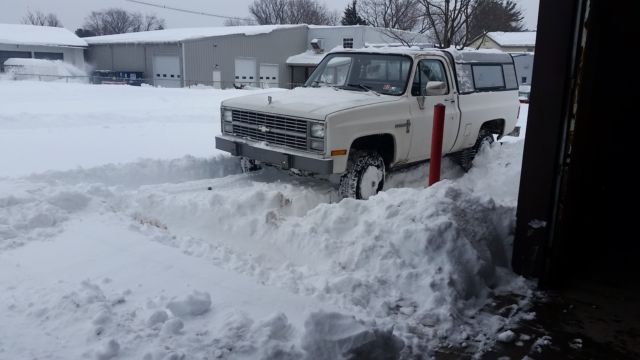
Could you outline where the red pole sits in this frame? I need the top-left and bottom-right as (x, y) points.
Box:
(429, 103), (446, 186)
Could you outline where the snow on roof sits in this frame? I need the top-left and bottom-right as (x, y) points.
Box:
(486, 31), (536, 47)
(0, 23), (87, 47)
(286, 50), (326, 66)
(84, 25), (304, 45)
(307, 25), (371, 29)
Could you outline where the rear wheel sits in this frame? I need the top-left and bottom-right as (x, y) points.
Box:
(339, 151), (385, 200)
(455, 128), (494, 171)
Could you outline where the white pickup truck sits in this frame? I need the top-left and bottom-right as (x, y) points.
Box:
(216, 47), (519, 199)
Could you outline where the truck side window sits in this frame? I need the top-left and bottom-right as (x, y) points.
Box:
(411, 60), (448, 96)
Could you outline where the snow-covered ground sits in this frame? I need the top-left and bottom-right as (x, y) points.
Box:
(0, 81), (532, 359)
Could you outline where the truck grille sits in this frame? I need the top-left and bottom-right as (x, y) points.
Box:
(229, 110), (309, 151)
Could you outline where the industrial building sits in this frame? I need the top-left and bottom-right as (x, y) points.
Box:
(84, 25), (428, 88)
(0, 23), (87, 72)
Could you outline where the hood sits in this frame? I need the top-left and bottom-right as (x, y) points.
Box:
(222, 87), (400, 120)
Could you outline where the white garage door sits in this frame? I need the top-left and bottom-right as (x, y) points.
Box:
(259, 64), (279, 88)
(153, 56), (181, 88)
(234, 58), (256, 87)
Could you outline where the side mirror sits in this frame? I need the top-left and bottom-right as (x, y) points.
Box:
(425, 81), (447, 96)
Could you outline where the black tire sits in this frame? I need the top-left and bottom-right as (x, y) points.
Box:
(455, 128), (494, 171)
(339, 151), (385, 200)
(239, 157), (261, 173)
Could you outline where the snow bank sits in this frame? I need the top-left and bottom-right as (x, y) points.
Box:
(114, 142), (530, 354)
(0, 81), (281, 177)
(3, 58), (88, 82)
(0, 80), (532, 358)
(28, 155), (242, 188)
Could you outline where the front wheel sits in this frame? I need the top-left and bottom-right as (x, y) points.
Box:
(339, 151), (385, 200)
(239, 157), (261, 173)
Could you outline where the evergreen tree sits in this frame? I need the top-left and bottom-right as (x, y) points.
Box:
(468, 0), (524, 41)
(341, 0), (367, 25)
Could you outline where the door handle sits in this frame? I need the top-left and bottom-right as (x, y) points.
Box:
(445, 97), (456, 103)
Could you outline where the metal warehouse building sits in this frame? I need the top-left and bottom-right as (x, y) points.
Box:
(85, 25), (428, 89)
(0, 23), (86, 72)
(85, 25), (308, 88)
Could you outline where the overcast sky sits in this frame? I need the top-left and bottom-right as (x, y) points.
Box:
(1, 0), (540, 31)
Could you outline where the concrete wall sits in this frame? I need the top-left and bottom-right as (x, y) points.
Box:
(0, 44), (85, 69)
(183, 27), (307, 88)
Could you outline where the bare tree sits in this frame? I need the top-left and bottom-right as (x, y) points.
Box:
(287, 0), (338, 25)
(358, 0), (420, 31)
(224, 17), (257, 26)
(418, 0), (480, 48)
(83, 8), (165, 36)
(249, 0), (289, 24)
(249, 0), (337, 25)
(21, 10), (63, 27)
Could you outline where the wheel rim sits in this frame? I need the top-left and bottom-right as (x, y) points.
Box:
(359, 165), (383, 200)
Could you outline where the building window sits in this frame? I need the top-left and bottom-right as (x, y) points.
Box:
(472, 65), (505, 90)
(343, 38), (354, 49)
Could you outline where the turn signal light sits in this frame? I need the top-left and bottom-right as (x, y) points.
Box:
(331, 149), (348, 156)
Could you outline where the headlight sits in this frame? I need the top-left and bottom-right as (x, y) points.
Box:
(310, 123), (325, 138)
(222, 109), (232, 122)
(223, 123), (233, 133)
(310, 139), (324, 151)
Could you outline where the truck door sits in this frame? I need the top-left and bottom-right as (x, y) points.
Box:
(407, 58), (461, 162)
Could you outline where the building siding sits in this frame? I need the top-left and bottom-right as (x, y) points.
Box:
(87, 43), (181, 84)
(183, 27), (307, 88)
(85, 26), (427, 88)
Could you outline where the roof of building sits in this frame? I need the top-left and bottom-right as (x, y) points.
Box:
(0, 23), (87, 47)
(84, 25), (305, 45)
(286, 50), (327, 66)
(486, 31), (536, 47)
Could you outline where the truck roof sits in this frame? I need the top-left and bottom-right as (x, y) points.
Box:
(331, 46), (514, 64)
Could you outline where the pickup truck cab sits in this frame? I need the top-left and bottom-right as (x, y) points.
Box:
(216, 47), (519, 199)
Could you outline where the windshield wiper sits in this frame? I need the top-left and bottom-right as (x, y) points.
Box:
(348, 83), (380, 96)
(308, 80), (340, 90)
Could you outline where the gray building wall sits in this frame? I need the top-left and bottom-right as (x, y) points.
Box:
(512, 53), (534, 85)
(86, 43), (181, 85)
(307, 26), (430, 51)
(85, 26), (426, 88)
(0, 43), (85, 69)
(183, 27), (307, 88)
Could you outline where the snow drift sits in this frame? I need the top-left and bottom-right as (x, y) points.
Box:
(0, 81), (531, 359)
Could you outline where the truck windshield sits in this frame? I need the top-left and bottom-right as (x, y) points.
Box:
(305, 53), (412, 96)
